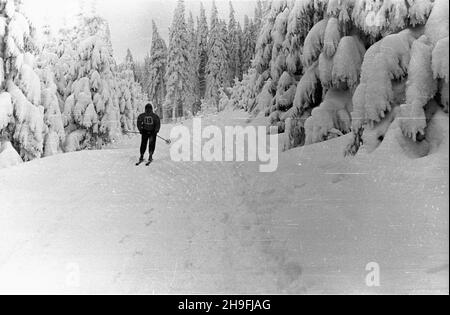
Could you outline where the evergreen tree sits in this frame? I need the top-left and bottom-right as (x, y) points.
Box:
(1, 0), (45, 161)
(227, 1), (242, 83)
(187, 12), (200, 115)
(239, 0), (443, 155)
(147, 20), (168, 118)
(241, 15), (256, 75)
(164, 0), (190, 121)
(254, 0), (264, 36)
(117, 50), (146, 134)
(62, 16), (123, 151)
(205, 1), (228, 109)
(197, 2), (208, 99)
(125, 48), (137, 82)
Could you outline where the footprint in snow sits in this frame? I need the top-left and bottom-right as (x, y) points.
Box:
(331, 174), (347, 184)
(262, 189), (276, 196)
(427, 264), (449, 274)
(119, 235), (131, 244)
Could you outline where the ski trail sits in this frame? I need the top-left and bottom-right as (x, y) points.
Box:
(0, 118), (298, 294)
(0, 111), (447, 294)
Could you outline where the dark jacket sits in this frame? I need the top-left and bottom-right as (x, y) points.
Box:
(137, 109), (161, 135)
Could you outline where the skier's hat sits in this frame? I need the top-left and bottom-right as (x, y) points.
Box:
(145, 103), (154, 113)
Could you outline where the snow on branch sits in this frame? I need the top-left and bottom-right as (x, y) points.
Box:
(400, 36), (438, 141)
(293, 61), (320, 111)
(323, 18), (340, 58)
(332, 36), (366, 89)
(352, 30), (416, 128)
(302, 19), (327, 68)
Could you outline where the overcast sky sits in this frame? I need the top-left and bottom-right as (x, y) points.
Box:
(22, 0), (257, 62)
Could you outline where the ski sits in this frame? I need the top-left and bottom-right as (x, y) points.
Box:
(136, 160), (145, 166)
(145, 160), (153, 166)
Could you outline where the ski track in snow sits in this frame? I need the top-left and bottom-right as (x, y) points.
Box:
(0, 110), (448, 294)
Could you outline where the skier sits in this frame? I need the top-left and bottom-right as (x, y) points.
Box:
(137, 103), (161, 165)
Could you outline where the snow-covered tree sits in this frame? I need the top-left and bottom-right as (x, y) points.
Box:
(125, 48), (138, 82)
(205, 1), (229, 109)
(164, 0), (190, 121)
(254, 0), (264, 36)
(251, 0), (291, 118)
(241, 15), (256, 75)
(235, 0), (445, 156)
(228, 67), (258, 111)
(36, 53), (65, 157)
(227, 1), (242, 83)
(146, 20), (167, 118)
(62, 16), (122, 152)
(187, 12), (200, 114)
(117, 52), (146, 134)
(0, 0), (45, 161)
(197, 2), (208, 99)
(35, 11), (145, 155)
(347, 0), (447, 155)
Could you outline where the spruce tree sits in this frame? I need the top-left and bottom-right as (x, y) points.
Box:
(147, 21), (168, 118)
(254, 0), (264, 36)
(241, 15), (255, 75)
(227, 1), (242, 83)
(187, 12), (200, 115)
(164, 0), (190, 121)
(205, 1), (228, 109)
(1, 0), (45, 161)
(197, 2), (208, 99)
(125, 48), (137, 82)
(117, 51), (146, 134)
(62, 16), (123, 151)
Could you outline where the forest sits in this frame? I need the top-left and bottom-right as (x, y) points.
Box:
(0, 0), (448, 164)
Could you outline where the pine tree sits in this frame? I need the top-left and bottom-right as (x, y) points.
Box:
(254, 0), (264, 36)
(239, 0), (444, 155)
(187, 12), (200, 115)
(205, 0), (228, 109)
(147, 20), (168, 118)
(227, 1), (242, 83)
(1, 0), (45, 161)
(62, 16), (122, 151)
(125, 48), (137, 82)
(197, 2), (208, 99)
(241, 15), (256, 75)
(117, 50), (146, 134)
(37, 52), (66, 157)
(164, 0), (190, 121)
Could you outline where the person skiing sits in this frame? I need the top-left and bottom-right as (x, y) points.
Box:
(137, 103), (161, 165)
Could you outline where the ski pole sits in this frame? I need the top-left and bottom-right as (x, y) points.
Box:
(157, 135), (172, 145)
(124, 130), (171, 145)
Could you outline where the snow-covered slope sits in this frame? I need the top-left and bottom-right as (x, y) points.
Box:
(0, 111), (448, 294)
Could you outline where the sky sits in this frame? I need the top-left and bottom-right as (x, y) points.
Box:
(22, 0), (257, 62)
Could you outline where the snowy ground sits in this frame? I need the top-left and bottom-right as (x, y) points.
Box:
(0, 110), (448, 294)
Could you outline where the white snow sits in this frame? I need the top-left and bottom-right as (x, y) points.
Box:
(323, 18), (340, 58)
(0, 110), (447, 294)
(400, 36), (438, 141)
(302, 19), (327, 67)
(424, 0), (449, 46)
(332, 36), (365, 89)
(432, 37), (449, 83)
(0, 141), (22, 169)
(8, 12), (30, 51)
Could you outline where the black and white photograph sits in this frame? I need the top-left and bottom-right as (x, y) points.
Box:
(0, 0), (448, 298)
